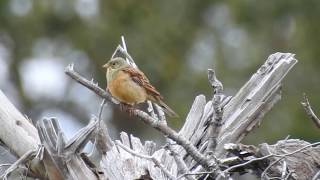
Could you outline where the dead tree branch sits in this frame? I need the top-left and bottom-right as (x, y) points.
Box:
(206, 69), (225, 153)
(301, 93), (320, 128)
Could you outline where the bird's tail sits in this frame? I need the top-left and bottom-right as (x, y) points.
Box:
(158, 100), (179, 118)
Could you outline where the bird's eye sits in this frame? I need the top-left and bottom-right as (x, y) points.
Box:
(112, 62), (116, 66)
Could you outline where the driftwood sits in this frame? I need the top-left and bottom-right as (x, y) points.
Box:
(0, 37), (319, 180)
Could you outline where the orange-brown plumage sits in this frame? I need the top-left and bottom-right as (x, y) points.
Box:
(107, 70), (147, 104)
(103, 57), (178, 117)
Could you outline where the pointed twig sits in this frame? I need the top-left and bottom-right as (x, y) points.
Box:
(301, 93), (320, 128)
(206, 69), (224, 153)
(64, 119), (98, 153)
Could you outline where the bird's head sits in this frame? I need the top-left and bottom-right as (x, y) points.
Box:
(103, 57), (129, 82)
(103, 57), (128, 70)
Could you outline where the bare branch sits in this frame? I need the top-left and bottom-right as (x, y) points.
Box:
(93, 99), (114, 154)
(121, 36), (138, 68)
(222, 154), (273, 176)
(121, 35), (127, 52)
(0, 149), (36, 180)
(176, 171), (214, 180)
(312, 170), (320, 180)
(208, 69), (223, 94)
(281, 161), (287, 179)
(301, 93), (320, 128)
(0, 164), (11, 168)
(65, 64), (119, 105)
(206, 69), (224, 153)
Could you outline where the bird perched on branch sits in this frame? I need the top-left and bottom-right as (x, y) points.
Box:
(102, 57), (178, 117)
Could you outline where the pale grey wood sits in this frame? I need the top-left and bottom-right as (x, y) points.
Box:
(0, 90), (46, 179)
(178, 95), (207, 139)
(0, 141), (17, 175)
(144, 141), (156, 156)
(130, 134), (150, 179)
(0, 90), (39, 157)
(216, 53), (297, 157)
(163, 95), (207, 161)
(166, 139), (195, 180)
(101, 132), (169, 180)
(37, 118), (98, 180)
(259, 139), (320, 179)
(190, 100), (213, 145)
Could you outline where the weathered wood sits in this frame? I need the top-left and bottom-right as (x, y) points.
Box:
(101, 132), (169, 180)
(0, 90), (39, 156)
(166, 139), (195, 180)
(301, 93), (320, 128)
(206, 69), (224, 153)
(37, 118), (98, 180)
(0, 90), (46, 179)
(0, 149), (37, 179)
(223, 139), (320, 179)
(216, 53), (297, 157)
(0, 141), (17, 175)
(259, 139), (320, 179)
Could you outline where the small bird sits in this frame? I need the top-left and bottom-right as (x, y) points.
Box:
(102, 57), (178, 117)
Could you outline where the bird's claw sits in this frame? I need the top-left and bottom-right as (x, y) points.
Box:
(120, 103), (134, 116)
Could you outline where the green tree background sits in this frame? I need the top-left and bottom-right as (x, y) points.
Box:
(0, 0), (319, 145)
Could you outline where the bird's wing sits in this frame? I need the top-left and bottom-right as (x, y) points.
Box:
(122, 67), (163, 99)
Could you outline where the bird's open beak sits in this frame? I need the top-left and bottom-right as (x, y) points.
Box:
(102, 63), (109, 69)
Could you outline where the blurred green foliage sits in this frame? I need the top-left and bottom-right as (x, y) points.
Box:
(0, 0), (319, 144)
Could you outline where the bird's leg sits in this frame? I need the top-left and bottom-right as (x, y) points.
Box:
(119, 102), (129, 111)
(120, 103), (134, 116)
